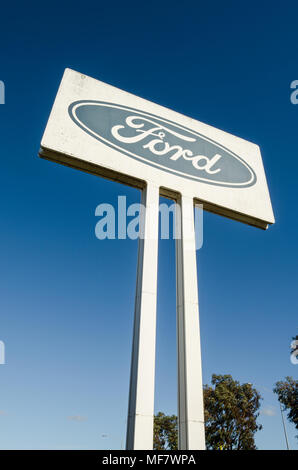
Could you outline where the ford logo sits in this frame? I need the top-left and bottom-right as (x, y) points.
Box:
(68, 101), (257, 188)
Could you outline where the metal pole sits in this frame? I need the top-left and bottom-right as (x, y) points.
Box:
(126, 183), (159, 450)
(280, 402), (290, 450)
(175, 195), (205, 450)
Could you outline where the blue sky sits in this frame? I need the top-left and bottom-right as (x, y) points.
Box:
(0, 0), (297, 450)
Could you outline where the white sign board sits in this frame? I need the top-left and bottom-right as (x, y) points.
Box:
(40, 68), (274, 230)
(39, 69), (275, 450)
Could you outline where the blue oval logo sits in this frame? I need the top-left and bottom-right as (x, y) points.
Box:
(68, 101), (257, 188)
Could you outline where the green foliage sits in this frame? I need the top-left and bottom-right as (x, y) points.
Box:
(153, 412), (178, 450)
(204, 374), (262, 450)
(273, 376), (298, 438)
(153, 374), (262, 450)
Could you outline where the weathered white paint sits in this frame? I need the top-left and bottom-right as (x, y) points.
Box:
(176, 196), (205, 450)
(40, 68), (275, 229)
(39, 68), (275, 451)
(126, 183), (159, 450)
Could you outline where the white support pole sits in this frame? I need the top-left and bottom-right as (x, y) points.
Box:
(126, 183), (159, 450)
(176, 195), (205, 450)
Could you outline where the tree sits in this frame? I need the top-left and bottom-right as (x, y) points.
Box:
(153, 374), (262, 450)
(153, 412), (178, 450)
(204, 374), (262, 449)
(273, 376), (298, 438)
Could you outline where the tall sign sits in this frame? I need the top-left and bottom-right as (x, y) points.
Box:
(39, 68), (275, 450)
